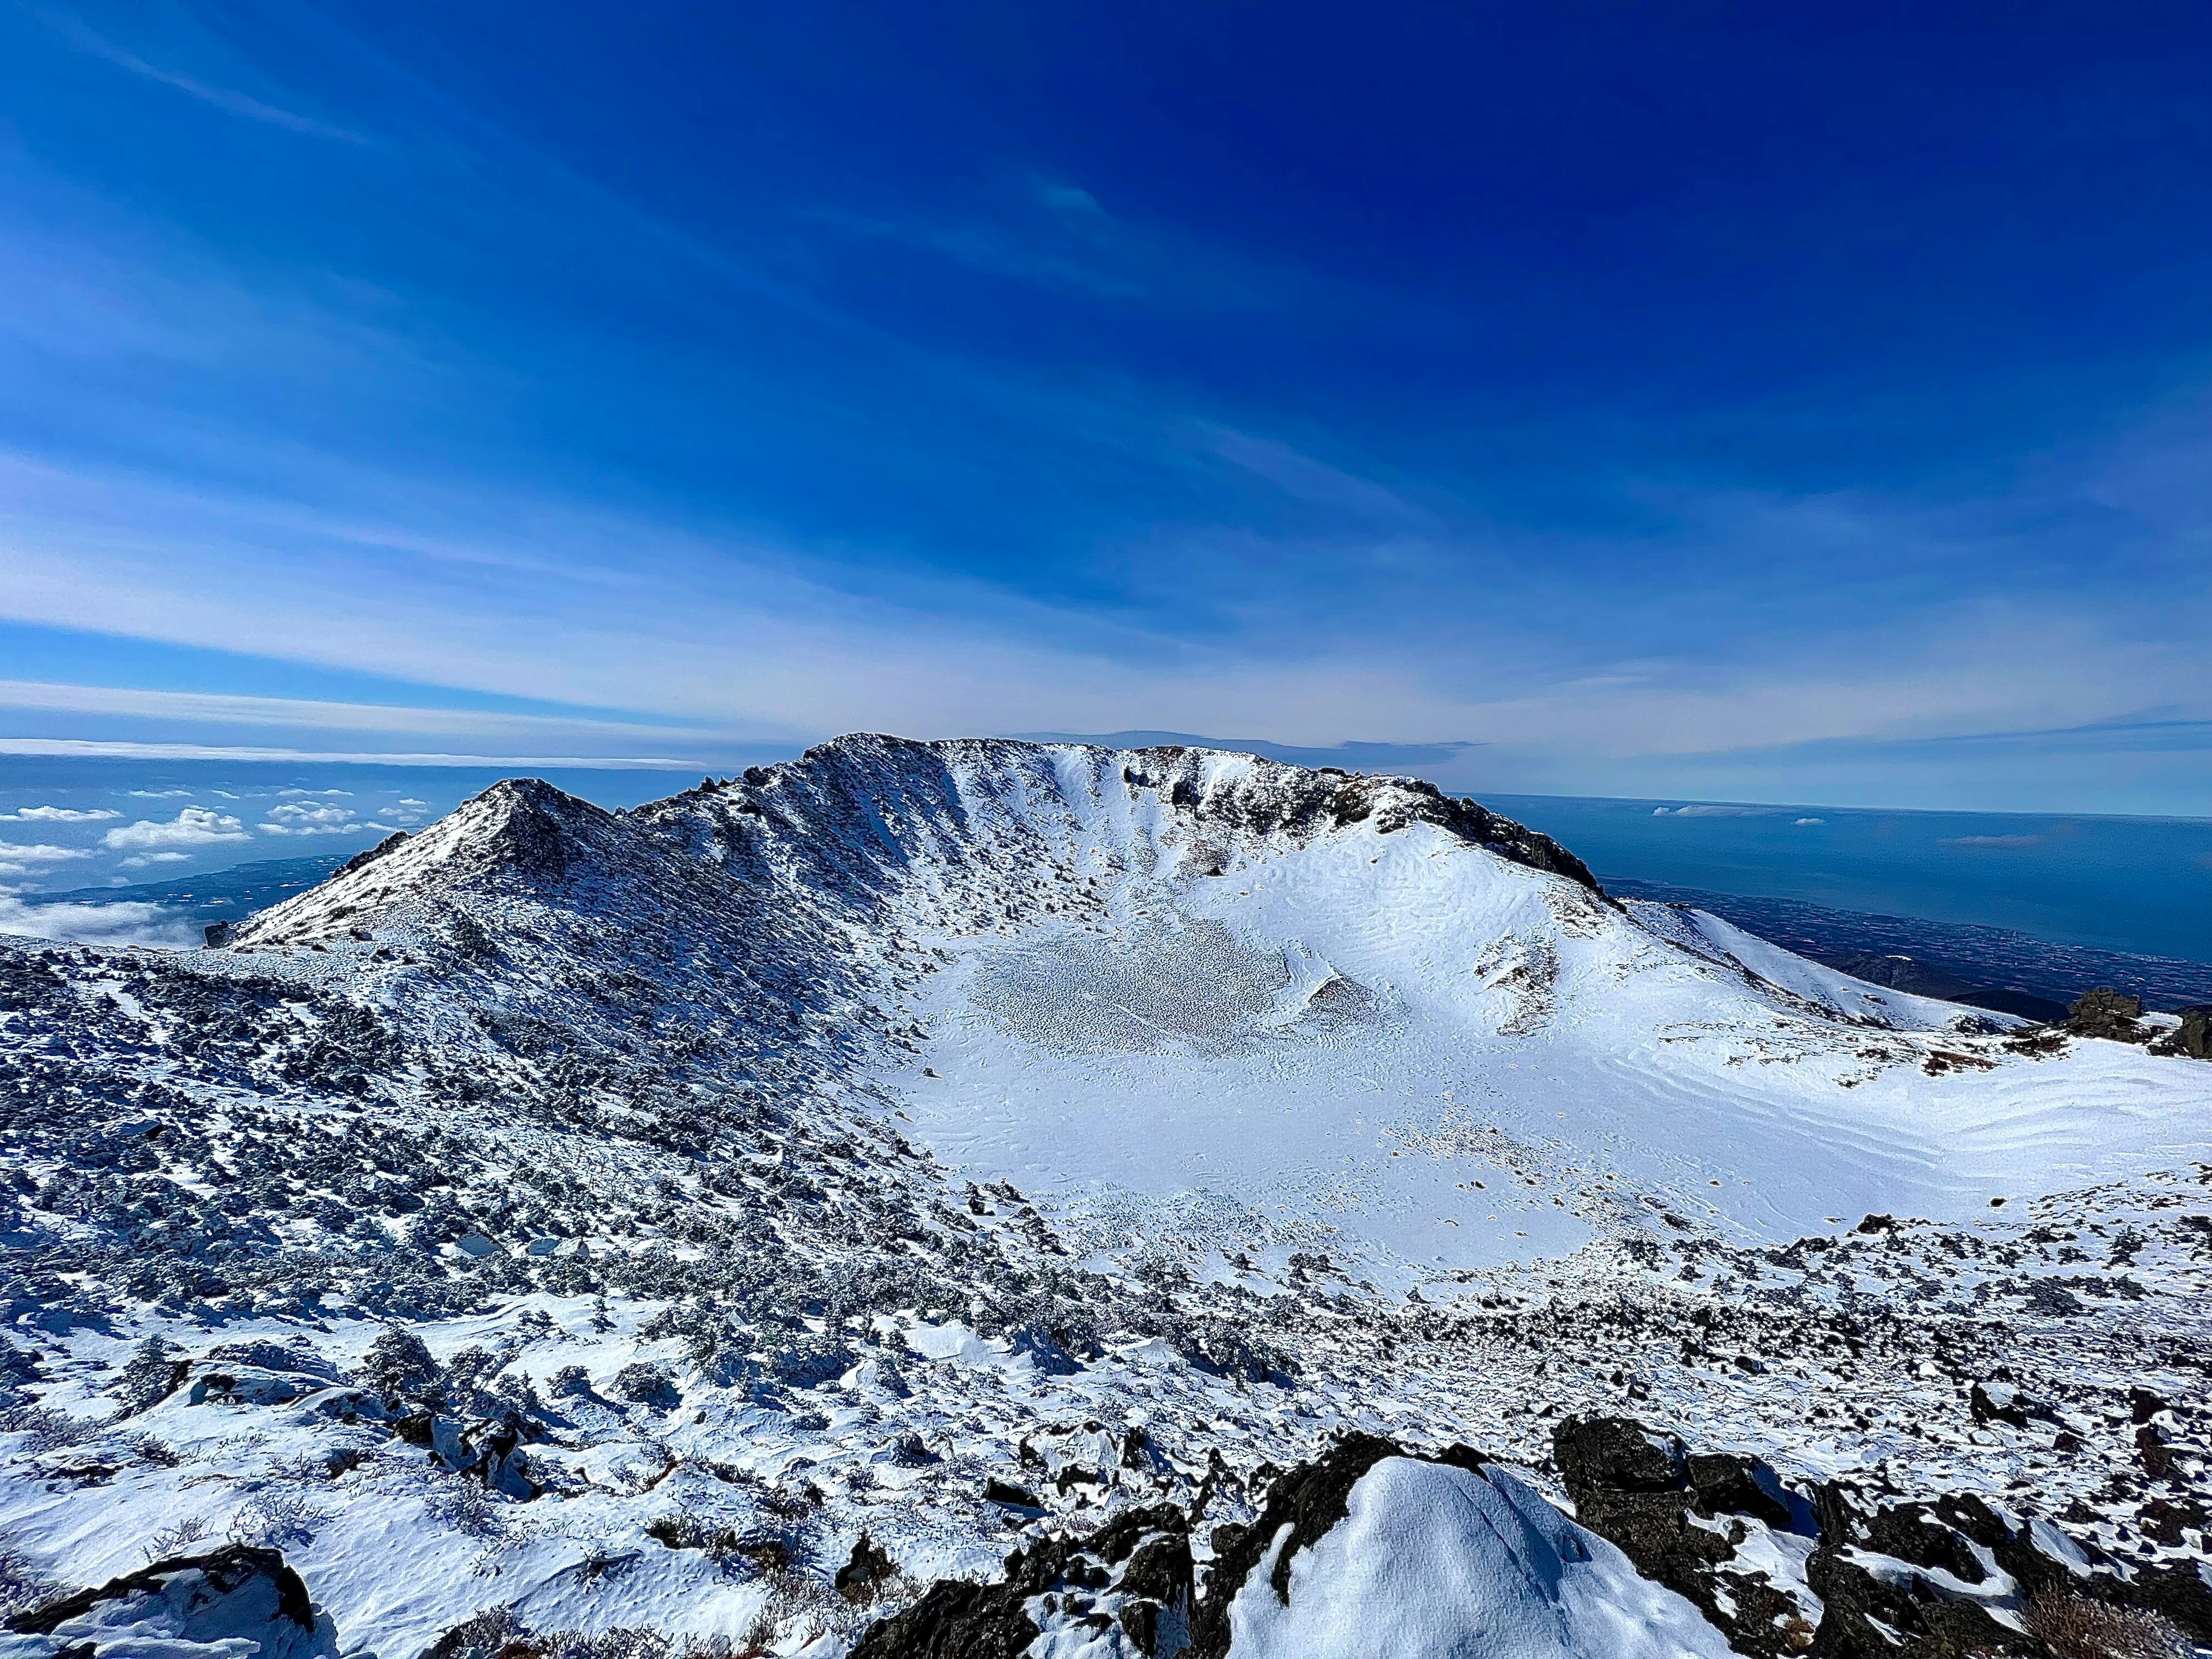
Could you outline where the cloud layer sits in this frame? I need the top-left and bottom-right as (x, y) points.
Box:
(0, 3), (2208, 813)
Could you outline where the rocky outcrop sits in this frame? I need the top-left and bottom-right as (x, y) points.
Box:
(836, 1533), (897, 1601)
(851, 1503), (1192, 1659)
(2151, 1007), (2211, 1059)
(1810, 1479), (2211, 1658)
(336, 830), (410, 878)
(2065, 987), (2146, 1043)
(3, 1546), (338, 1658)
(1191, 1432), (1429, 1655)
(1805, 1484), (2046, 1658)
(1556, 1414), (2212, 1659)
(1553, 1416), (1816, 1657)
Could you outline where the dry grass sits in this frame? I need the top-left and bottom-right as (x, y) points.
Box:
(2024, 1591), (2191, 1659)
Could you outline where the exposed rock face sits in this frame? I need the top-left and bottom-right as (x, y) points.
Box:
(1797, 1469), (2210, 1659)
(336, 830), (410, 878)
(847, 1576), (1041, 1659)
(2151, 1007), (2211, 1059)
(863, 1417), (2212, 1659)
(2, 1546), (337, 1658)
(1187, 1431), (1743, 1658)
(1556, 1414), (2212, 1659)
(851, 1503), (1192, 1659)
(836, 1533), (897, 1601)
(1190, 1431), (1449, 1657)
(2066, 987), (2146, 1043)
(1553, 1416), (1816, 1657)
(1804, 1484), (2047, 1658)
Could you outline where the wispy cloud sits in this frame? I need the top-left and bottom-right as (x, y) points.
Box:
(0, 739), (713, 769)
(36, 10), (370, 143)
(1196, 426), (1434, 527)
(2, 5), (2209, 818)
(810, 176), (1281, 309)
(0, 844), (94, 871)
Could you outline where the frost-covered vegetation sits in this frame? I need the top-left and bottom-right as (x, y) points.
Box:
(0, 736), (2204, 1657)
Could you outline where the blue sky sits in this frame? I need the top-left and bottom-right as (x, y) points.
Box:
(3, 1), (2211, 812)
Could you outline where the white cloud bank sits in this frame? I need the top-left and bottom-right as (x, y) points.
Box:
(103, 806), (251, 850)
(0, 805), (121, 821)
(260, 801), (370, 836)
(0, 893), (201, 949)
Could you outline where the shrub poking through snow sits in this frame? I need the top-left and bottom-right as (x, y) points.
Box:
(361, 1328), (441, 1402)
(113, 1335), (188, 1417)
(613, 1363), (679, 1407)
(548, 1365), (592, 1399)
(2027, 1592), (2191, 1659)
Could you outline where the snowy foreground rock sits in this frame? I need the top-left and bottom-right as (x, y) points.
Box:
(0, 735), (2206, 1656)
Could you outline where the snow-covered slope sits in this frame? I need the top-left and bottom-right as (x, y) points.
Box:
(1221, 1455), (1735, 1659)
(0, 735), (2206, 1658)
(229, 734), (2207, 1270)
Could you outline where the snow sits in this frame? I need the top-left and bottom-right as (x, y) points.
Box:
(880, 808), (2208, 1278)
(0, 736), (2205, 1657)
(1228, 1457), (1735, 1658)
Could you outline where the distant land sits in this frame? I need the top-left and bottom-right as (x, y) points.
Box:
(1608, 877), (2212, 1016)
(28, 854), (350, 927)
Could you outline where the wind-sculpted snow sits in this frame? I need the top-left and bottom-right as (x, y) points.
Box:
(1221, 1453), (1736, 1659)
(0, 735), (2206, 1657)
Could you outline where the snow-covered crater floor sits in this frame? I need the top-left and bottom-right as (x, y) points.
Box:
(0, 735), (2203, 1658)
(875, 815), (2203, 1280)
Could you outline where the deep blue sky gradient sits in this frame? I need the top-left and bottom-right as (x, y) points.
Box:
(3, 2), (2210, 812)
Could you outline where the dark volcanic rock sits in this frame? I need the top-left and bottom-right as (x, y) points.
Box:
(1806, 1479), (2212, 1657)
(836, 1533), (898, 1601)
(2066, 987), (2146, 1043)
(2150, 1007), (2211, 1059)
(1189, 1432), (1502, 1658)
(336, 831), (410, 878)
(6, 1545), (335, 1657)
(1806, 1493), (2028, 1657)
(1189, 1431), (1397, 1657)
(853, 1503), (1192, 1659)
(850, 1577), (1039, 1659)
(1553, 1416), (1812, 1658)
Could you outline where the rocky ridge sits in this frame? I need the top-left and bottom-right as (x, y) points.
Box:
(0, 736), (2203, 1656)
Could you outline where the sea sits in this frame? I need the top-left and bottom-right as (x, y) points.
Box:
(2, 756), (2207, 1007)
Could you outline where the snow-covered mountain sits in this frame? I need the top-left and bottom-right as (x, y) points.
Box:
(0, 736), (2206, 1658)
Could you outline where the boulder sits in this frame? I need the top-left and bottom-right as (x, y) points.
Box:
(836, 1533), (897, 1602)
(1806, 1479), (2212, 1657)
(3, 1546), (339, 1658)
(1553, 1416), (1812, 1657)
(853, 1503), (1191, 1659)
(2150, 1007), (2211, 1059)
(1198, 1434), (1733, 1658)
(2065, 988), (2145, 1043)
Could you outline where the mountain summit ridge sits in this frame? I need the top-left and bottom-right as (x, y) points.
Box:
(0, 734), (2205, 1656)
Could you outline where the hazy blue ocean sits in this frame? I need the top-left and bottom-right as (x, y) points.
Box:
(1489, 793), (2212, 965)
